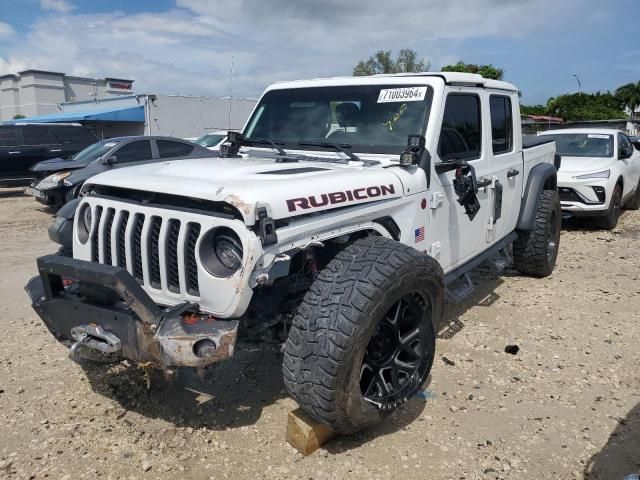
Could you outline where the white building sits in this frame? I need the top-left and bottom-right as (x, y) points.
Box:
(0, 69), (135, 122)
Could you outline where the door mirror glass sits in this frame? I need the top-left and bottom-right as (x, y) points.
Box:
(103, 155), (117, 165)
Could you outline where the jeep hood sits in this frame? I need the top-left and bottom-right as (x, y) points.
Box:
(84, 156), (405, 223)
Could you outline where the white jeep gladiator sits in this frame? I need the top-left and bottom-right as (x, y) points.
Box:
(27, 72), (561, 434)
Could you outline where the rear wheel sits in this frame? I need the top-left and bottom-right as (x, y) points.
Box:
(598, 184), (622, 230)
(282, 237), (444, 434)
(513, 189), (561, 277)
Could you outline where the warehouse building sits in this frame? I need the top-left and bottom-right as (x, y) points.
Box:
(1, 69), (257, 139)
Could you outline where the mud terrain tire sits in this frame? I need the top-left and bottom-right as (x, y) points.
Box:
(514, 189), (561, 277)
(282, 236), (444, 434)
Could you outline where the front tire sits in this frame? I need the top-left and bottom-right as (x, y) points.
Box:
(282, 237), (444, 434)
(513, 189), (561, 277)
(598, 183), (622, 230)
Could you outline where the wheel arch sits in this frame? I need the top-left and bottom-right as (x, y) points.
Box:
(516, 162), (558, 232)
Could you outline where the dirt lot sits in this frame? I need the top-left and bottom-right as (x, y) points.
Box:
(0, 189), (639, 480)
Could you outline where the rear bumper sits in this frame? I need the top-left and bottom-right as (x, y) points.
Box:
(26, 255), (238, 369)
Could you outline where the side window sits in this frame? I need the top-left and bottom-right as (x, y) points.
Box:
(22, 126), (52, 146)
(51, 126), (96, 145)
(619, 133), (633, 158)
(115, 140), (152, 163)
(0, 127), (18, 147)
(156, 140), (194, 158)
(489, 95), (513, 155)
(438, 94), (482, 160)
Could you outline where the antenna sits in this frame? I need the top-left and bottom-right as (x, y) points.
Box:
(228, 55), (234, 130)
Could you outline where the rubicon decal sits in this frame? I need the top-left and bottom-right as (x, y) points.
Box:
(286, 184), (396, 212)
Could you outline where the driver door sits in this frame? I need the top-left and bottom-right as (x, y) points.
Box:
(428, 89), (492, 271)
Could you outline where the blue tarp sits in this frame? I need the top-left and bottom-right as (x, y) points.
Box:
(12, 105), (145, 123)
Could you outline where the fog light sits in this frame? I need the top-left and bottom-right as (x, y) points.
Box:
(193, 339), (217, 358)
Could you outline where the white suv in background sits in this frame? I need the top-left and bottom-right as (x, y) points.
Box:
(539, 128), (640, 229)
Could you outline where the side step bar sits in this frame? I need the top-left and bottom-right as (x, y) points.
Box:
(444, 231), (518, 303)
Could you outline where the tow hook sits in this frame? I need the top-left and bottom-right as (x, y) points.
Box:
(69, 323), (122, 360)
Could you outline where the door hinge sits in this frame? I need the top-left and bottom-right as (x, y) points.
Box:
(429, 242), (441, 258)
(429, 192), (444, 209)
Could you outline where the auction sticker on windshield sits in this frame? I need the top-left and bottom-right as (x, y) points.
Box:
(377, 87), (427, 103)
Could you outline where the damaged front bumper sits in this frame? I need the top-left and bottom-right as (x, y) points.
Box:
(25, 255), (238, 369)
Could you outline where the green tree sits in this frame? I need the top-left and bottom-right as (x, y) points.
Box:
(353, 49), (430, 76)
(520, 104), (548, 116)
(441, 61), (505, 80)
(12, 114), (25, 119)
(615, 81), (640, 116)
(545, 92), (625, 121)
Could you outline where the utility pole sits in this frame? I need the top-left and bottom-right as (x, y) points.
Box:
(228, 55), (234, 130)
(573, 74), (582, 95)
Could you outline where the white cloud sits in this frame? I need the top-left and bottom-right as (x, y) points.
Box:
(0, 0), (593, 99)
(40, 0), (76, 13)
(0, 22), (16, 40)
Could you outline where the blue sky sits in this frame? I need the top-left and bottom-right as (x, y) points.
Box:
(0, 0), (638, 104)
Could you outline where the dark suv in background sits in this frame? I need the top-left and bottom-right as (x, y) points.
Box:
(0, 123), (97, 187)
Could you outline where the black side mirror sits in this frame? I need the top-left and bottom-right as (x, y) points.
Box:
(103, 155), (117, 165)
(632, 140), (640, 151)
(435, 159), (481, 220)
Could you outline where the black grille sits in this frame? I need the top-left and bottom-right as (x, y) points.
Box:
(185, 223), (201, 296)
(559, 187), (583, 203)
(166, 219), (181, 293)
(90, 206), (103, 262)
(103, 208), (115, 265)
(132, 214), (145, 283)
(148, 216), (162, 288)
(117, 211), (129, 269)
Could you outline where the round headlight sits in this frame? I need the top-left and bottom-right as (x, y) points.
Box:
(78, 203), (92, 244)
(199, 227), (244, 277)
(215, 234), (243, 271)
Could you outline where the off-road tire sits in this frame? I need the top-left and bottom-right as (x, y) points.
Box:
(513, 189), (561, 277)
(598, 183), (622, 230)
(623, 180), (640, 210)
(282, 236), (444, 434)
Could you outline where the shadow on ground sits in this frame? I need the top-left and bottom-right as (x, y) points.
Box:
(438, 267), (506, 339)
(0, 188), (27, 198)
(584, 401), (640, 479)
(82, 342), (287, 431)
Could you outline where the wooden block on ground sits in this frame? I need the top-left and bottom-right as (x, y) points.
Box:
(286, 408), (337, 455)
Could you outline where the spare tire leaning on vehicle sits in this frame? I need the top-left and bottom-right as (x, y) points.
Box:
(282, 236), (444, 434)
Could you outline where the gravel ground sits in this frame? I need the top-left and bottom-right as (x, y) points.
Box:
(0, 188), (639, 479)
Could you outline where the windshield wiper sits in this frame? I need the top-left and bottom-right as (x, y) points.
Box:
(242, 138), (287, 156)
(298, 142), (361, 162)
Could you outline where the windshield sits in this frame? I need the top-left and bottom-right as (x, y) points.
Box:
(544, 133), (614, 158)
(244, 84), (433, 155)
(71, 139), (122, 162)
(195, 134), (226, 147)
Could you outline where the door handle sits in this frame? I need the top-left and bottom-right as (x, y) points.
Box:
(507, 168), (520, 178)
(50, 149), (62, 153)
(477, 177), (492, 188)
(8, 151), (20, 154)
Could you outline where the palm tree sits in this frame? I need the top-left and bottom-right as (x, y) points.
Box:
(615, 81), (640, 118)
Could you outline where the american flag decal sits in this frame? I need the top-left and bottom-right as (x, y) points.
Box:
(414, 226), (425, 243)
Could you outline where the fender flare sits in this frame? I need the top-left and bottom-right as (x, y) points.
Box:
(47, 197), (81, 248)
(516, 163), (557, 232)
